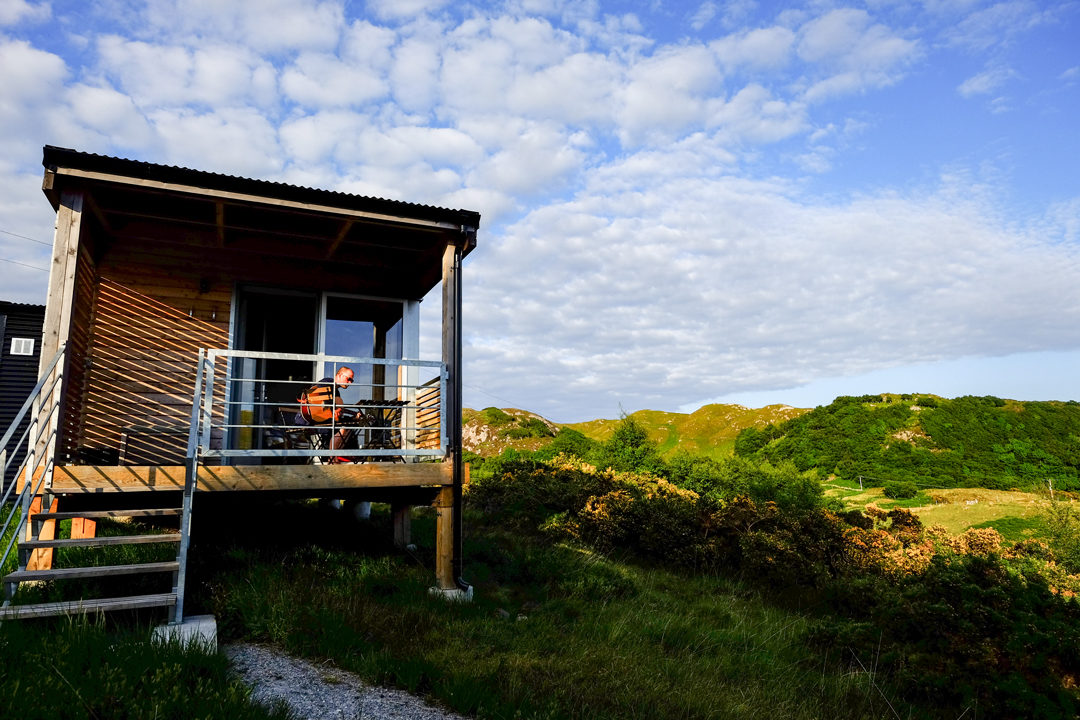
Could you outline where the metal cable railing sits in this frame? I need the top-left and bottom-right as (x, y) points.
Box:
(191, 349), (447, 461)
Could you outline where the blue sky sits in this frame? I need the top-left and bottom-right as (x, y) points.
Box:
(1, 0), (1078, 422)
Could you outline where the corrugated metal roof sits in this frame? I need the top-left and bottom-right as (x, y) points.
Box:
(0, 301), (45, 312)
(42, 145), (481, 229)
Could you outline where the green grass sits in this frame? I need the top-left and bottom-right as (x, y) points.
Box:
(0, 617), (294, 720)
(825, 484), (1059, 539)
(193, 501), (920, 720)
(970, 515), (1049, 542)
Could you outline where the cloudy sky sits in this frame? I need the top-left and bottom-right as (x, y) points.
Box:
(1, 0), (1078, 422)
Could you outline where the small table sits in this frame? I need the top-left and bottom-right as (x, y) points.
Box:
(341, 399), (407, 462)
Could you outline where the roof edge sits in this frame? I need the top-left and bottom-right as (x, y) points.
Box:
(42, 145), (481, 230)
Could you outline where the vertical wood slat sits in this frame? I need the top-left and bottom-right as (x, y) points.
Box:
(38, 191), (84, 467)
(63, 244), (98, 461)
(39, 191), (84, 375)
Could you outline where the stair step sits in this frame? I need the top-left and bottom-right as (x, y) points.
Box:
(32, 509), (181, 521)
(22, 534), (181, 549)
(0, 593), (177, 620)
(4, 561), (179, 583)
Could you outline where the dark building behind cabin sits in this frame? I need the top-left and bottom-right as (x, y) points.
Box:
(0, 301), (46, 488)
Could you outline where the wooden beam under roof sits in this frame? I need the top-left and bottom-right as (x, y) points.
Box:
(325, 219), (354, 259)
(215, 201), (225, 247)
(52, 166), (468, 232)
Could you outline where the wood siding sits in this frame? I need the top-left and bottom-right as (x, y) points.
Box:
(59, 244), (97, 462)
(415, 381), (442, 451)
(70, 245), (231, 464)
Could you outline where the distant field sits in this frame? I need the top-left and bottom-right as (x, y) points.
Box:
(824, 481), (1075, 540)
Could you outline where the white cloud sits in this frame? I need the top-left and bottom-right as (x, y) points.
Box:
(390, 37), (441, 113)
(0, 165), (55, 303)
(466, 122), (583, 196)
(366, 0), (449, 21)
(0, 0), (50, 25)
(97, 37), (278, 108)
(797, 8), (918, 102)
(958, 65), (1018, 97)
(711, 26), (795, 72)
(140, 0), (344, 53)
(947, 0), (1054, 51)
(342, 19), (397, 66)
(464, 164), (1080, 419)
(689, 2), (718, 31)
(0, 39), (67, 164)
(279, 110), (369, 165)
(148, 107), (284, 177)
(506, 52), (620, 124)
(281, 51), (388, 108)
(65, 84), (154, 148)
(616, 44), (721, 145)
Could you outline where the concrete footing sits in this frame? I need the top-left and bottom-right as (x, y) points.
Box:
(153, 614), (218, 651)
(429, 585), (473, 603)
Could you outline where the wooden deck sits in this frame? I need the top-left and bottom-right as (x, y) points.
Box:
(48, 462), (452, 493)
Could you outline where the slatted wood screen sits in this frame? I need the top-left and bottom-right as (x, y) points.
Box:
(415, 381), (441, 451)
(60, 245), (97, 462)
(70, 260), (231, 464)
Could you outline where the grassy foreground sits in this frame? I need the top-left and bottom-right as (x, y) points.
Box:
(193, 501), (915, 720)
(0, 618), (292, 720)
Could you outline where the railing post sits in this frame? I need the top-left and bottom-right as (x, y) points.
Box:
(200, 352), (217, 453)
(174, 348), (207, 625)
(21, 395), (39, 496)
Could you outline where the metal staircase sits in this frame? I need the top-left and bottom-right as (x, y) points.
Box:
(0, 344), (196, 622)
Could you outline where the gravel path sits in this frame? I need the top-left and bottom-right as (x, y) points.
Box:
(225, 643), (469, 720)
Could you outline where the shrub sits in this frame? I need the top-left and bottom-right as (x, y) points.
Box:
(1044, 500), (1080, 573)
(589, 416), (668, 476)
(503, 416), (555, 439)
(479, 407), (514, 426)
(529, 428), (594, 461)
(577, 480), (721, 569)
(882, 480), (918, 499)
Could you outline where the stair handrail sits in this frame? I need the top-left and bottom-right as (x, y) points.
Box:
(0, 342), (67, 463)
(172, 349), (207, 624)
(1, 343), (67, 598)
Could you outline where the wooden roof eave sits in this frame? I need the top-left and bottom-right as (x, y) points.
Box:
(42, 167), (474, 238)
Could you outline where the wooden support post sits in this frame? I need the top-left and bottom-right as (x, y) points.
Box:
(36, 190), (84, 478)
(441, 240), (465, 588)
(25, 496), (58, 571)
(392, 502), (411, 549)
(70, 517), (97, 540)
(433, 486), (454, 590)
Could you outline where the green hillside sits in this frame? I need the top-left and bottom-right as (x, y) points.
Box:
(736, 393), (1080, 490)
(464, 403), (809, 460)
(464, 394), (1080, 491)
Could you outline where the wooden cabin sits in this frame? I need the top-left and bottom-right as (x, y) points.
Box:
(1, 146), (478, 619)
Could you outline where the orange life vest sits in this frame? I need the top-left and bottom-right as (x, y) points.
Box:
(298, 383), (337, 423)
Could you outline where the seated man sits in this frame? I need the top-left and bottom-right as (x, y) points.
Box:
(294, 366), (355, 458)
